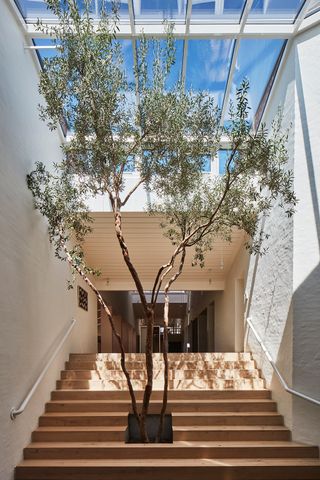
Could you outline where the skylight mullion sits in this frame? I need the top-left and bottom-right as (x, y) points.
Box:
(181, 0), (193, 87)
(128, 0), (136, 36)
(294, 0), (315, 30)
(220, 0), (254, 125)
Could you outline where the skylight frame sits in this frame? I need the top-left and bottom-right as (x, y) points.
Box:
(11, 0), (319, 133)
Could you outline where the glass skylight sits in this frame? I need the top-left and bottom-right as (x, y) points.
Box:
(136, 39), (184, 88)
(191, 0), (246, 23)
(228, 38), (285, 121)
(133, 0), (187, 22)
(186, 39), (235, 107)
(16, 0), (130, 21)
(22, 0), (315, 134)
(248, 0), (304, 23)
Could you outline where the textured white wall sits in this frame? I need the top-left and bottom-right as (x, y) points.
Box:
(292, 25), (320, 446)
(246, 24), (320, 445)
(189, 244), (248, 352)
(0, 3), (98, 479)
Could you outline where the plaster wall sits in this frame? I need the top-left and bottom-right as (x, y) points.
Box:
(292, 25), (320, 446)
(246, 23), (320, 445)
(189, 243), (248, 352)
(0, 3), (97, 479)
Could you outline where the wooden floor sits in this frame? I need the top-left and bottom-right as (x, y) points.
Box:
(15, 353), (320, 480)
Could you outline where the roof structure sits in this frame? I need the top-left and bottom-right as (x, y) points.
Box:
(11, 0), (320, 128)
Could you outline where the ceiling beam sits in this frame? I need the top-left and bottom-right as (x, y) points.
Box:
(26, 22), (294, 38)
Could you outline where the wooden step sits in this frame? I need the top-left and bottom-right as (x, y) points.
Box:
(69, 353), (253, 362)
(23, 441), (319, 460)
(172, 412), (284, 426)
(15, 457), (320, 480)
(51, 389), (271, 401)
(65, 360), (257, 371)
(32, 427), (125, 442)
(45, 399), (278, 413)
(173, 425), (291, 441)
(60, 369), (261, 381)
(56, 378), (265, 390)
(39, 412), (128, 427)
(38, 411), (283, 427)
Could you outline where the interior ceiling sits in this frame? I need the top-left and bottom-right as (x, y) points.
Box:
(83, 212), (246, 291)
(133, 302), (187, 321)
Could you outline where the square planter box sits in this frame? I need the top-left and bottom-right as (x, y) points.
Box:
(126, 413), (173, 443)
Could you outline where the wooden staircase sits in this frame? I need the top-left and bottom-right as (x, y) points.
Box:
(15, 353), (320, 480)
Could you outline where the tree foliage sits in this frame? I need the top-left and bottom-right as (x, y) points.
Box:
(28, 0), (297, 442)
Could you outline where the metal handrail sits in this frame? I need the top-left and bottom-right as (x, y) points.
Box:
(246, 317), (320, 407)
(10, 318), (77, 420)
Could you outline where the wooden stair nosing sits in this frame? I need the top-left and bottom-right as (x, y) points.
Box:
(23, 441), (320, 460)
(15, 457), (320, 480)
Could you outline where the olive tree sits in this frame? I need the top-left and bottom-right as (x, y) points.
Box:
(28, 0), (297, 442)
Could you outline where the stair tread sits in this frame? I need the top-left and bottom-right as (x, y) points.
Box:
(174, 425), (289, 431)
(41, 411), (281, 417)
(25, 441), (317, 448)
(35, 426), (126, 431)
(48, 399), (275, 404)
(35, 425), (288, 432)
(17, 458), (320, 466)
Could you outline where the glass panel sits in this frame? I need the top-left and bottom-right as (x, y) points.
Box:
(15, 0), (129, 21)
(186, 39), (234, 108)
(248, 0), (304, 23)
(33, 38), (60, 64)
(191, 0), (246, 23)
(136, 39), (184, 89)
(133, 0), (187, 21)
(202, 155), (212, 172)
(228, 38), (284, 121)
(218, 150), (230, 174)
(306, 0), (320, 16)
(124, 155), (136, 172)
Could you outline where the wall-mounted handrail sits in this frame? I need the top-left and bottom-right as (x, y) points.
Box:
(246, 317), (320, 407)
(10, 318), (77, 420)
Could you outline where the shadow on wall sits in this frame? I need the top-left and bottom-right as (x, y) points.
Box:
(296, 43), (320, 252)
(292, 262), (320, 447)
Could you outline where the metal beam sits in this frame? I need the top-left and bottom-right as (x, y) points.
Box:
(220, 0), (255, 125)
(26, 21), (294, 38)
(181, 0), (193, 87)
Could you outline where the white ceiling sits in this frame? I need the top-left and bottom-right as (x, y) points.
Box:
(83, 212), (246, 291)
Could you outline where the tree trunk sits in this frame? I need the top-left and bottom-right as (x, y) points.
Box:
(140, 309), (154, 440)
(112, 206), (154, 442)
(61, 244), (140, 426)
(157, 248), (186, 441)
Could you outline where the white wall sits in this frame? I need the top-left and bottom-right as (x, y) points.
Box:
(0, 3), (98, 479)
(246, 23), (320, 446)
(189, 243), (248, 352)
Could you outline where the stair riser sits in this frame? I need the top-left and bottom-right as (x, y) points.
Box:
(51, 390), (271, 400)
(174, 431), (291, 441)
(39, 415), (283, 427)
(69, 353), (253, 362)
(32, 431), (124, 442)
(56, 379), (265, 390)
(24, 446), (319, 460)
(15, 465), (320, 480)
(61, 370), (261, 380)
(173, 416), (283, 426)
(65, 361), (257, 370)
(39, 418), (127, 427)
(45, 401), (277, 413)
